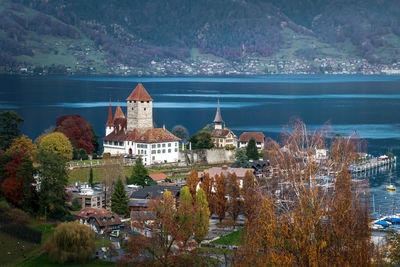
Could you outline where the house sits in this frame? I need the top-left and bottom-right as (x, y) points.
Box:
(103, 83), (180, 165)
(211, 100), (237, 148)
(76, 208), (123, 237)
(149, 173), (169, 183)
(128, 185), (181, 212)
(198, 165), (254, 188)
(70, 183), (105, 209)
(238, 132), (265, 150)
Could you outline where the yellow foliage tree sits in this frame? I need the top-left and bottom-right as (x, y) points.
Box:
(38, 132), (73, 160)
(6, 135), (37, 161)
(46, 221), (95, 264)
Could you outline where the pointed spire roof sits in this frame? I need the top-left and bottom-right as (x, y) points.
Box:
(106, 103), (114, 126)
(213, 99), (223, 123)
(113, 105), (126, 121)
(126, 83), (153, 101)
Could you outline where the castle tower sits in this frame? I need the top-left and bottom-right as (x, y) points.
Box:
(213, 99), (224, 130)
(126, 83), (153, 131)
(105, 104), (114, 136)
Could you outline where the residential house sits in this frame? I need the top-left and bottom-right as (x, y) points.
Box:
(238, 132), (265, 150)
(76, 208), (123, 237)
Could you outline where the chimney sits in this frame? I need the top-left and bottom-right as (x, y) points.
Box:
(163, 124), (165, 130)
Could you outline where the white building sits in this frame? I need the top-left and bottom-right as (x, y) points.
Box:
(238, 132), (265, 151)
(103, 84), (180, 165)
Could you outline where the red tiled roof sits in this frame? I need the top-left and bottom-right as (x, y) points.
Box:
(149, 173), (168, 181)
(113, 105), (125, 121)
(106, 104), (113, 126)
(238, 132), (265, 143)
(103, 127), (180, 143)
(126, 83), (153, 102)
(77, 208), (122, 227)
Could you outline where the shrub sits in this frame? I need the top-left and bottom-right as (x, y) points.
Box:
(8, 208), (30, 225)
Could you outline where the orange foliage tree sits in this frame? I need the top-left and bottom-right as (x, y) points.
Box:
(199, 172), (214, 214)
(186, 170), (199, 201)
(227, 172), (241, 225)
(214, 173), (227, 222)
(235, 119), (372, 266)
(6, 135), (37, 161)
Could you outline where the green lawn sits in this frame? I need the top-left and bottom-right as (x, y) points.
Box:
(211, 228), (245, 246)
(0, 231), (40, 266)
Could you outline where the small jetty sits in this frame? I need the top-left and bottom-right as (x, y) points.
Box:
(349, 155), (396, 174)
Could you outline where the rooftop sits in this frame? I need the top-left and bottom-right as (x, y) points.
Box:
(238, 132), (265, 143)
(199, 166), (254, 179)
(126, 83), (153, 102)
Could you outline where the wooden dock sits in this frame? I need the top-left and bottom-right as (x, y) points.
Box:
(350, 156), (396, 173)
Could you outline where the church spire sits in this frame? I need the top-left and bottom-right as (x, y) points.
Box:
(106, 103), (113, 126)
(213, 99), (223, 130)
(213, 99), (223, 123)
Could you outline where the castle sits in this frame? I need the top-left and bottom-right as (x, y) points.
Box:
(103, 83), (180, 165)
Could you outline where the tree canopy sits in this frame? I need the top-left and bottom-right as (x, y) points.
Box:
(189, 129), (214, 149)
(38, 132), (73, 160)
(6, 135), (37, 161)
(0, 110), (23, 151)
(55, 114), (96, 154)
(46, 221), (95, 264)
(246, 138), (259, 160)
(235, 149), (250, 168)
(172, 125), (189, 141)
(111, 178), (129, 217)
(128, 157), (152, 187)
(194, 188), (210, 245)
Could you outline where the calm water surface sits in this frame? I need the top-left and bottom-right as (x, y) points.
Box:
(1, 74), (399, 215)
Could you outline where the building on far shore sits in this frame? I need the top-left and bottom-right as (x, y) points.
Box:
(103, 84), (180, 165)
(238, 132), (265, 151)
(211, 100), (237, 148)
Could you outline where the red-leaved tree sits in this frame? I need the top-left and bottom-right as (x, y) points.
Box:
(55, 114), (94, 153)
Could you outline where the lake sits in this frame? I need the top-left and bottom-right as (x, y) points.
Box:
(1, 74), (399, 215)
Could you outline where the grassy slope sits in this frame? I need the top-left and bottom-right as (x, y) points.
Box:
(211, 228), (245, 246)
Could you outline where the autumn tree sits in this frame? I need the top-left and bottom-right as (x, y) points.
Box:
(0, 110), (23, 151)
(128, 157), (150, 187)
(227, 172), (241, 225)
(55, 114), (95, 154)
(186, 170), (199, 201)
(111, 178), (129, 217)
(242, 170), (258, 219)
(214, 173), (227, 222)
(194, 188), (210, 246)
(176, 186), (194, 247)
(6, 135), (37, 161)
(46, 221), (95, 264)
(38, 132), (73, 160)
(236, 119), (372, 266)
(199, 172), (214, 214)
(102, 157), (125, 209)
(246, 138), (259, 160)
(37, 149), (69, 219)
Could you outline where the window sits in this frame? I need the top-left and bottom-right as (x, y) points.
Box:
(144, 108), (146, 111)
(152, 150), (156, 154)
(152, 156), (155, 160)
(168, 149), (171, 153)
(162, 149), (166, 153)
(175, 148), (178, 152)
(152, 144), (156, 148)
(114, 141), (118, 146)
(147, 101), (149, 103)
(175, 142), (178, 147)
(162, 144), (166, 148)
(168, 143), (171, 147)
(132, 108), (134, 110)
(119, 142), (123, 146)
(157, 150), (161, 154)
(144, 158), (147, 162)
(141, 101), (144, 103)
(157, 144), (161, 148)
(134, 101), (136, 103)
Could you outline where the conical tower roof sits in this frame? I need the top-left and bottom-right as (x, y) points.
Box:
(213, 99), (223, 123)
(113, 105), (126, 121)
(126, 83), (153, 101)
(106, 103), (114, 126)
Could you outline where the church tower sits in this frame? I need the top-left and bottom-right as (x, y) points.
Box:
(126, 83), (153, 131)
(213, 99), (224, 130)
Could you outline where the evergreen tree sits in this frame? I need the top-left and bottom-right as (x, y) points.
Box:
(88, 168), (94, 188)
(246, 138), (259, 160)
(111, 178), (129, 217)
(91, 127), (100, 154)
(194, 188), (210, 245)
(235, 149), (250, 168)
(128, 157), (149, 187)
(36, 149), (69, 219)
(0, 110), (23, 151)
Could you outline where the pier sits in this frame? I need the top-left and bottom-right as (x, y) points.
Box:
(349, 156), (396, 173)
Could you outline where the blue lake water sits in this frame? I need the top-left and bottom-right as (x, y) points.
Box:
(1, 74), (399, 215)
